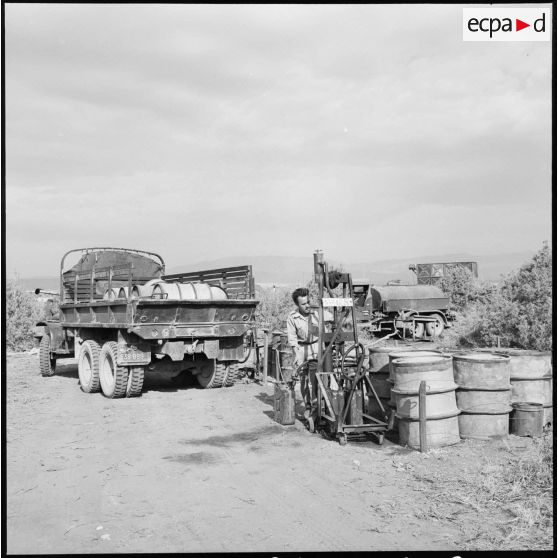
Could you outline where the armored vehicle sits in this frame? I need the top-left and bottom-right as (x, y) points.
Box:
(36, 247), (259, 397)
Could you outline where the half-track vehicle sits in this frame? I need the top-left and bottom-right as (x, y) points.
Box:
(352, 281), (455, 340)
(36, 247), (259, 397)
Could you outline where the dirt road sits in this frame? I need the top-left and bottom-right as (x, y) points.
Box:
(6, 353), (546, 553)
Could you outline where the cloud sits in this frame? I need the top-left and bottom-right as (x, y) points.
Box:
(5, 4), (552, 276)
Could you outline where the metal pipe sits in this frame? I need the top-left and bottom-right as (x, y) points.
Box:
(419, 380), (428, 452)
(262, 328), (269, 385)
(34, 288), (60, 297)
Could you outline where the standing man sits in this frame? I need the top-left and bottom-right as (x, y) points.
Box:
(286, 287), (324, 427)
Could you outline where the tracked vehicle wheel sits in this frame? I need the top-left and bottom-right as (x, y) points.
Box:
(78, 340), (101, 393)
(407, 321), (425, 339)
(99, 341), (129, 398)
(39, 335), (56, 377)
(197, 360), (228, 389)
(425, 314), (445, 338)
(126, 366), (145, 397)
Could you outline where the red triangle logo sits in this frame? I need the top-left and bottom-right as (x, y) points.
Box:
(516, 19), (530, 31)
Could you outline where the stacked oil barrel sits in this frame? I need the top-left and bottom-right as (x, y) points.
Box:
(368, 345), (553, 449)
(453, 353), (512, 440)
(368, 345), (460, 449)
(499, 349), (553, 431)
(104, 280), (228, 301)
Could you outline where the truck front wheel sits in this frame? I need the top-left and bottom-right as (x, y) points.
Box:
(39, 335), (56, 377)
(99, 341), (129, 398)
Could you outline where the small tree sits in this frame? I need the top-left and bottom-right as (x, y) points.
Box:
(438, 266), (480, 310)
(6, 277), (42, 352)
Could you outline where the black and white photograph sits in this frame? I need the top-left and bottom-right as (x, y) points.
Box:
(4, 2), (554, 554)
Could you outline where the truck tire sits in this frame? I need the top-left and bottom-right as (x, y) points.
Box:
(99, 341), (129, 398)
(39, 335), (56, 377)
(78, 340), (101, 393)
(224, 362), (240, 387)
(197, 360), (227, 389)
(126, 366), (145, 397)
(425, 314), (445, 338)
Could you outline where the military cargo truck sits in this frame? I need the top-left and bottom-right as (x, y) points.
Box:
(36, 247), (259, 397)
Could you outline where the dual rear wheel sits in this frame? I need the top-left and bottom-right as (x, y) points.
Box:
(196, 360), (239, 388)
(78, 340), (144, 398)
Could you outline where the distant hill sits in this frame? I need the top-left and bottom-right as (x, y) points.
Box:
(16, 250), (537, 292)
(166, 251), (537, 286)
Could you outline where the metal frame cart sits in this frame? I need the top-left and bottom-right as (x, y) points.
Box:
(311, 250), (392, 445)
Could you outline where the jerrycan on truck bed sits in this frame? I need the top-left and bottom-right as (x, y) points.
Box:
(274, 383), (295, 425)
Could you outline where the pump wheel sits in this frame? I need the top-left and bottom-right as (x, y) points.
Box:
(99, 341), (129, 398)
(224, 362), (240, 387)
(196, 360), (227, 389)
(39, 335), (57, 377)
(78, 340), (101, 393)
(425, 314), (445, 338)
(126, 366), (145, 397)
(307, 416), (315, 433)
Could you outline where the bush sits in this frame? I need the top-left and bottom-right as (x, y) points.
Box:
(438, 266), (482, 310)
(255, 285), (293, 332)
(442, 243), (552, 350)
(6, 277), (42, 352)
(474, 243), (552, 350)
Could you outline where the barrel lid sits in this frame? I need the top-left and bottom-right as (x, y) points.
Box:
(453, 353), (510, 362)
(491, 349), (551, 357)
(389, 350), (441, 359)
(371, 344), (415, 354)
(392, 355), (451, 366)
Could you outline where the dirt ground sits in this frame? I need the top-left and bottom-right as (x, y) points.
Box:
(6, 352), (553, 554)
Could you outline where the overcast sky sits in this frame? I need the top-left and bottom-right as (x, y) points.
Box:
(5, 3), (553, 277)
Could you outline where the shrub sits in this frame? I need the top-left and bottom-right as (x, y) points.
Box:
(6, 277), (42, 352)
(442, 243), (552, 350)
(255, 285), (294, 332)
(474, 243), (552, 350)
(438, 266), (482, 310)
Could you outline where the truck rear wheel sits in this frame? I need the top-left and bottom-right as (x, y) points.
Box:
(126, 366), (145, 397)
(224, 362), (240, 387)
(197, 360), (227, 389)
(78, 340), (101, 393)
(99, 341), (129, 398)
(39, 335), (56, 377)
(425, 314), (445, 338)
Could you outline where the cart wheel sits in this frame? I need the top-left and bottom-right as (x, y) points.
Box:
(339, 434), (348, 446)
(307, 417), (315, 433)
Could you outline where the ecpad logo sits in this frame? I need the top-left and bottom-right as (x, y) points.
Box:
(463, 8), (551, 41)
